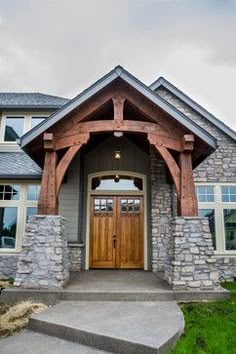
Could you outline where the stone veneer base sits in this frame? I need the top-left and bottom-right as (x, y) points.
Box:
(165, 216), (221, 291)
(14, 215), (69, 289)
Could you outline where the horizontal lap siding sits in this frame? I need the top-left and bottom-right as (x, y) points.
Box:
(59, 154), (80, 242)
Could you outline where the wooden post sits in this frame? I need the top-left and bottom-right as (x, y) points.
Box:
(38, 133), (58, 215)
(179, 135), (198, 216)
(112, 96), (126, 128)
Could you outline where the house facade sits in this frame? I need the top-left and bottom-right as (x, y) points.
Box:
(0, 66), (235, 290)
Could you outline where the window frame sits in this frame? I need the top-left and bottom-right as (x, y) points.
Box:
(0, 181), (40, 253)
(196, 182), (236, 256)
(0, 113), (49, 147)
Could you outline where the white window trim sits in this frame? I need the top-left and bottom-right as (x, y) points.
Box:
(195, 182), (236, 257)
(0, 181), (39, 254)
(0, 112), (49, 150)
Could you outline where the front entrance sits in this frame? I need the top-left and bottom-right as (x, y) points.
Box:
(90, 196), (144, 269)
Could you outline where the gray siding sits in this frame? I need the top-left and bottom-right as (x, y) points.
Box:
(59, 153), (80, 242)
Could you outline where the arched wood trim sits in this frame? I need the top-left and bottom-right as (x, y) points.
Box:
(152, 144), (181, 197)
(56, 145), (82, 194)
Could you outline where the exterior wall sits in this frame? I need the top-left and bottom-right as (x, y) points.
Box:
(14, 215), (69, 288)
(68, 244), (83, 271)
(59, 153), (80, 243)
(150, 146), (173, 272)
(166, 216), (220, 290)
(0, 255), (19, 277)
(156, 87), (236, 280)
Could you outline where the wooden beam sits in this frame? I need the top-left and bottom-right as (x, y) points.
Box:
(38, 135), (58, 214)
(56, 134), (89, 193)
(179, 135), (198, 216)
(55, 120), (182, 151)
(148, 134), (181, 197)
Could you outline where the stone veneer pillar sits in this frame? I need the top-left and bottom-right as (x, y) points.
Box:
(14, 215), (69, 289)
(165, 216), (221, 290)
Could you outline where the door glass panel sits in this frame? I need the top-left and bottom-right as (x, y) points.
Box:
(93, 198), (113, 212)
(120, 198), (141, 213)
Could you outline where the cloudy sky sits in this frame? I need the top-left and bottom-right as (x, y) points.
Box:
(0, 0), (235, 129)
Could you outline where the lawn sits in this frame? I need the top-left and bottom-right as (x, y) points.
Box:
(172, 283), (236, 354)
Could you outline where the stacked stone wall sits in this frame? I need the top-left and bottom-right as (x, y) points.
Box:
(68, 244), (83, 271)
(166, 217), (220, 290)
(0, 255), (19, 277)
(150, 146), (172, 272)
(156, 87), (236, 280)
(14, 215), (69, 289)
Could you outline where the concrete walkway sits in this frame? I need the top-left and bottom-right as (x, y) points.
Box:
(0, 330), (109, 354)
(29, 300), (184, 353)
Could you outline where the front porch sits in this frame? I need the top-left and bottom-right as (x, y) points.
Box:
(14, 66), (221, 292)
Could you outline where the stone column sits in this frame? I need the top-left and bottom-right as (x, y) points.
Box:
(165, 216), (221, 290)
(14, 215), (69, 289)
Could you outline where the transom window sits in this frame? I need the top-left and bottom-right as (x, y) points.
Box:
(0, 184), (20, 200)
(27, 185), (41, 200)
(91, 175), (143, 191)
(221, 186), (236, 202)
(196, 186), (215, 203)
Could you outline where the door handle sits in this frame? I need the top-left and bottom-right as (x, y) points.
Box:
(113, 235), (116, 249)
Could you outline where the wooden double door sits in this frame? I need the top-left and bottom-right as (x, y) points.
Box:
(90, 196), (144, 269)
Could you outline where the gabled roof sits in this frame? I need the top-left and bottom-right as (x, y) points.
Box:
(150, 77), (236, 142)
(0, 152), (42, 178)
(20, 66), (217, 150)
(0, 92), (69, 109)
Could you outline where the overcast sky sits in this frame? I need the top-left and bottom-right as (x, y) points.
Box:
(0, 0), (235, 129)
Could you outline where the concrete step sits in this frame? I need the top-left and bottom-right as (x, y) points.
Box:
(60, 290), (175, 301)
(0, 330), (110, 354)
(29, 300), (184, 354)
(1, 287), (229, 306)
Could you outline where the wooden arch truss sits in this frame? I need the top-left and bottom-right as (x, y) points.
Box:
(38, 95), (198, 216)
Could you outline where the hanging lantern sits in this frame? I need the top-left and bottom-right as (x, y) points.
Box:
(114, 150), (121, 160)
(114, 174), (120, 183)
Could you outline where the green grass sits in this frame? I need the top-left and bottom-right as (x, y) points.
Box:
(172, 285), (236, 354)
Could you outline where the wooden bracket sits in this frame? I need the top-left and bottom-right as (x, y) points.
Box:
(112, 96), (126, 128)
(182, 134), (194, 151)
(43, 133), (54, 150)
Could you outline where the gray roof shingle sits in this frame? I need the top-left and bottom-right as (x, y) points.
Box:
(0, 93), (69, 109)
(0, 152), (42, 178)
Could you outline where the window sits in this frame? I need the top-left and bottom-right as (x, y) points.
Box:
(0, 183), (39, 251)
(91, 176), (143, 191)
(223, 209), (236, 250)
(196, 183), (236, 254)
(121, 198), (141, 213)
(31, 117), (46, 129)
(4, 117), (24, 141)
(1, 115), (48, 143)
(0, 184), (20, 200)
(221, 186), (236, 203)
(93, 198), (113, 212)
(196, 186), (215, 202)
(27, 185), (40, 200)
(0, 207), (17, 248)
(198, 209), (216, 249)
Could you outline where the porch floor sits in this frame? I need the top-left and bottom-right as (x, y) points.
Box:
(67, 270), (171, 292)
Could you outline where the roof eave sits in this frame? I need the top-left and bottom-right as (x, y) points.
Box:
(20, 66), (217, 151)
(150, 77), (236, 142)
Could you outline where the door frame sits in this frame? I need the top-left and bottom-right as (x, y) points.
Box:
(85, 171), (148, 270)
